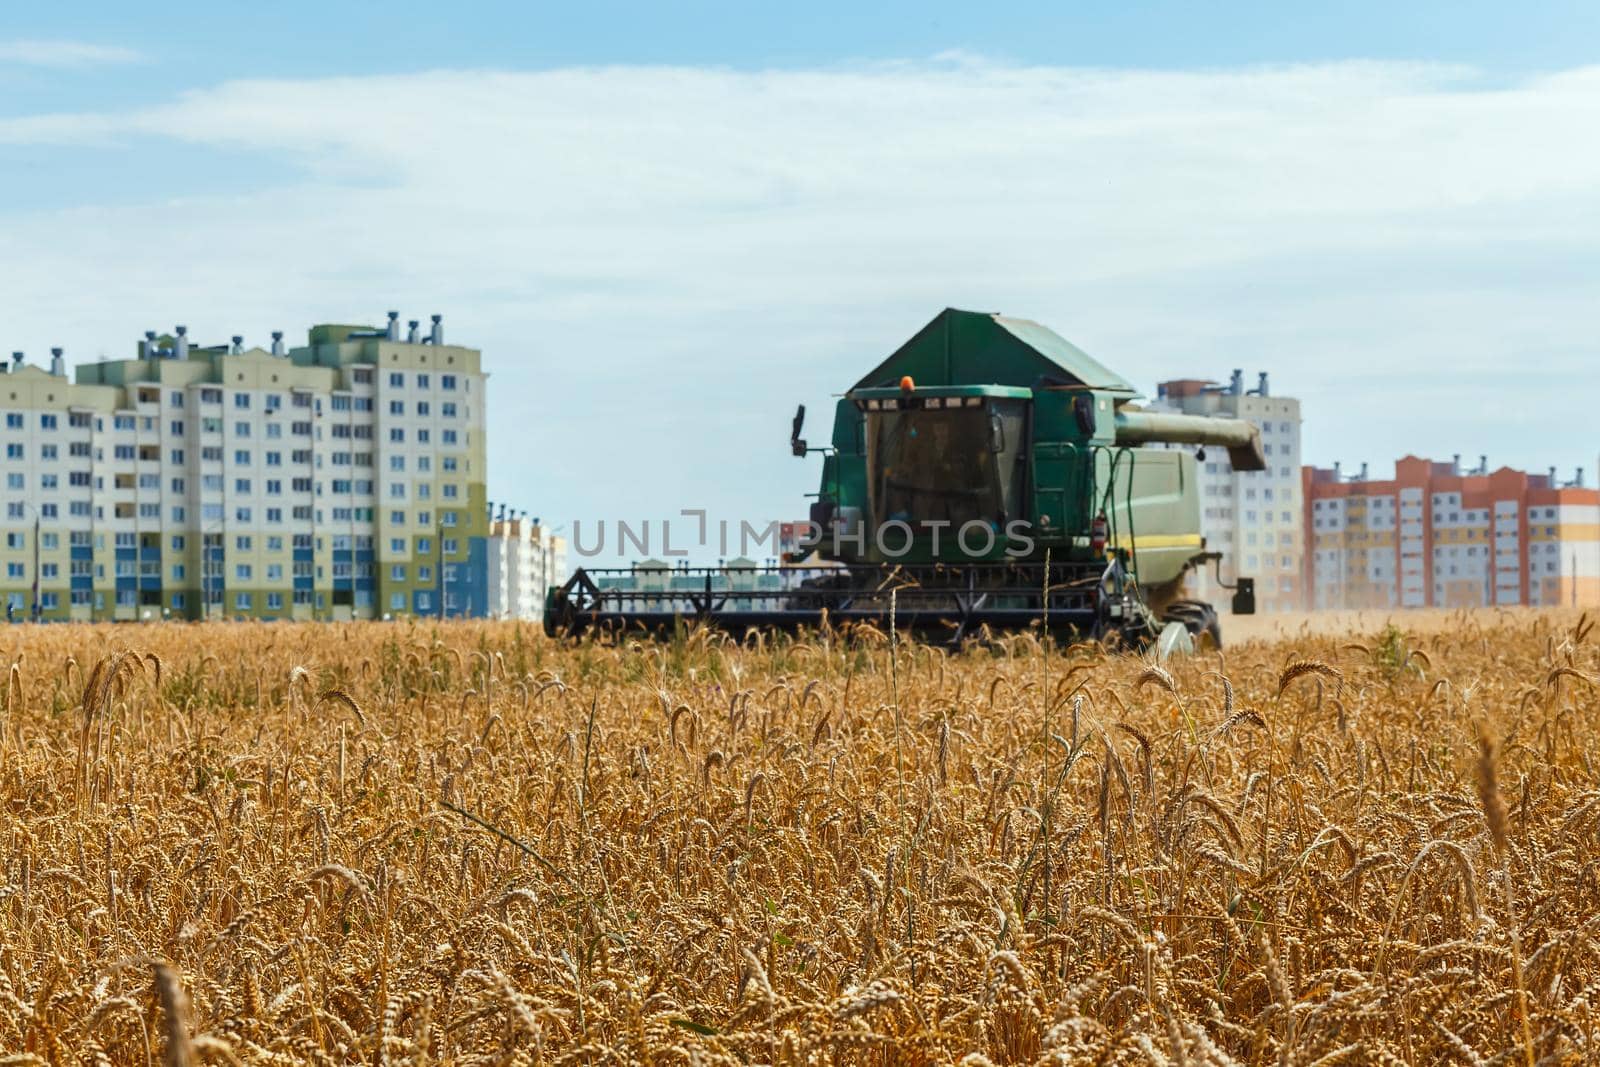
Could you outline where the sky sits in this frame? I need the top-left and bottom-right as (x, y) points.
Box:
(4, 2), (1600, 562)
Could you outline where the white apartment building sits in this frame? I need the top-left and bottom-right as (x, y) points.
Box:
(0, 312), (490, 621)
(487, 514), (567, 621)
(1153, 370), (1303, 613)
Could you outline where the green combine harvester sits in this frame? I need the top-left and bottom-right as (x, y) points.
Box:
(547, 308), (1260, 646)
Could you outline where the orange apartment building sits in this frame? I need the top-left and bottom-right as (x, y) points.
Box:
(1303, 456), (1600, 610)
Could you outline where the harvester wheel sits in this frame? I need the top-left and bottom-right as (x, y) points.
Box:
(1162, 599), (1221, 650)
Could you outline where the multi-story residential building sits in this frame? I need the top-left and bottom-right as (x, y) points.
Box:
(1304, 456), (1600, 609)
(0, 312), (489, 621)
(487, 513), (567, 621)
(1152, 370), (1303, 613)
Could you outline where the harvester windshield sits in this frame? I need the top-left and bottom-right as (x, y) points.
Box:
(867, 400), (1026, 533)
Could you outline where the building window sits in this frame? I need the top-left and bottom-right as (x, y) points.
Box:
(441, 375), (456, 390)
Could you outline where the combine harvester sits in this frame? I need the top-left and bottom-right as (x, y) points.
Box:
(546, 308), (1261, 646)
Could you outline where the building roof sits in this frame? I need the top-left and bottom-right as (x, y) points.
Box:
(1304, 455), (1600, 508)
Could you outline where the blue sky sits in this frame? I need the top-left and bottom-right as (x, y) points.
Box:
(4, 3), (1600, 560)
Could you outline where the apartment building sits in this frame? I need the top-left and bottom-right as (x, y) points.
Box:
(1304, 456), (1600, 610)
(487, 512), (567, 621)
(0, 311), (488, 621)
(1152, 370), (1303, 613)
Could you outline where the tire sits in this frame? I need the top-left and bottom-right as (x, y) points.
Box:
(1162, 599), (1221, 650)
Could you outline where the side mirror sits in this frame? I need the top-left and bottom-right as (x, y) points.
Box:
(790, 404), (807, 457)
(1073, 393), (1097, 437)
(989, 412), (1005, 453)
(1231, 577), (1256, 616)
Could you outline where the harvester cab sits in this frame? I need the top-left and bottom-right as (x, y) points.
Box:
(546, 308), (1262, 645)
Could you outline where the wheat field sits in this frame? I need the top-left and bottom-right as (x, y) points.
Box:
(1, 612), (1597, 1065)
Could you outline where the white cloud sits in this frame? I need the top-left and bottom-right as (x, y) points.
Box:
(0, 39), (142, 69)
(2, 59), (1599, 539)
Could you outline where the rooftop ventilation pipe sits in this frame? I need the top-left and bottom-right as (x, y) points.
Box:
(175, 325), (189, 360)
(429, 314), (443, 345)
(142, 331), (157, 360)
(11, 351), (23, 369)
(1549, 466), (1558, 484)
(1452, 453), (1462, 476)
(386, 311), (400, 341)
(270, 331), (284, 357)
(1359, 462), (1369, 480)
(1478, 454), (1488, 475)
(1333, 461), (1342, 480)
(407, 319), (420, 343)
(49, 347), (63, 377)
(1230, 368), (1244, 395)
(1575, 468), (1586, 488)
(1257, 371), (1270, 398)
(230, 335), (244, 355)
